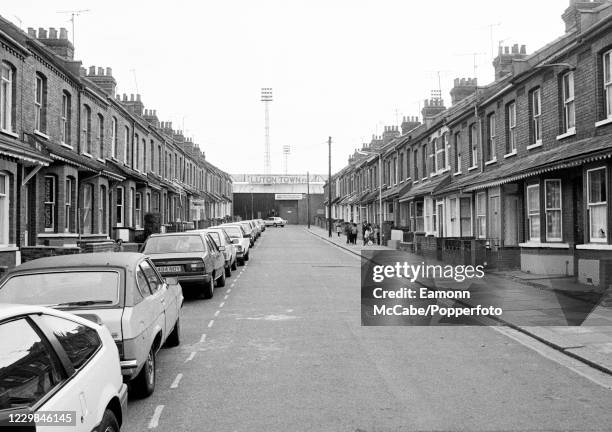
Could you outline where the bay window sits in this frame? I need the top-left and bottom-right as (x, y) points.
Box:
(476, 192), (486, 238)
(527, 184), (540, 241)
(587, 167), (607, 242)
(545, 180), (562, 241)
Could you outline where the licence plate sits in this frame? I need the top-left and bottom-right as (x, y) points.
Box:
(158, 265), (182, 273)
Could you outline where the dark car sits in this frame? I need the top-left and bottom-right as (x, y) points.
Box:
(143, 232), (226, 299)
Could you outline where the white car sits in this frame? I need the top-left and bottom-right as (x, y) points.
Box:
(0, 304), (127, 432)
(211, 225), (250, 265)
(265, 217), (287, 227)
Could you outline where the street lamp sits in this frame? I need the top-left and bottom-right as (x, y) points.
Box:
(356, 149), (383, 240)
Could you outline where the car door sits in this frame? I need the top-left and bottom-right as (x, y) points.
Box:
(222, 230), (235, 263)
(0, 316), (85, 431)
(135, 264), (166, 356)
(205, 234), (224, 275)
(142, 259), (178, 338)
(35, 314), (106, 432)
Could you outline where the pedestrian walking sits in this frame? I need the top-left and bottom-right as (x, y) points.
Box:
(374, 224), (380, 245)
(345, 222), (351, 244)
(336, 221), (342, 237)
(351, 223), (358, 245)
(363, 225), (371, 246)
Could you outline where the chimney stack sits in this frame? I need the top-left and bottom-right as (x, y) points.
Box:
(85, 65), (117, 96)
(34, 27), (74, 60)
(562, 0), (605, 33)
(382, 125), (400, 145)
(401, 116), (421, 135)
(450, 77), (478, 105)
(493, 44), (528, 80)
(421, 93), (446, 125)
(120, 93), (144, 116)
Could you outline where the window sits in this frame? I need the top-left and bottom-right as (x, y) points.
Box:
(140, 260), (163, 293)
(129, 188), (135, 227)
(562, 71), (575, 133)
(0, 173), (8, 245)
(135, 192), (142, 228)
(531, 88), (542, 144)
(454, 132), (462, 173)
(97, 114), (104, 157)
(604, 49), (612, 119)
(476, 192), (486, 238)
(143, 138), (147, 172)
(409, 201), (414, 231)
(116, 186), (124, 226)
(487, 113), (496, 161)
(460, 197), (472, 236)
(82, 183), (93, 235)
(83, 105), (92, 154)
(469, 124), (478, 168)
(150, 141), (155, 172)
(111, 117), (118, 158)
(413, 149), (418, 180)
(506, 102), (516, 154)
(0, 62), (14, 132)
(44, 176), (56, 232)
(124, 126), (130, 165)
(587, 167), (607, 242)
(422, 145), (427, 178)
(35, 74), (46, 133)
(59, 92), (70, 145)
(99, 185), (107, 234)
(545, 180), (562, 241)
(415, 201), (424, 232)
(0, 318), (63, 410)
(40, 315), (101, 369)
(65, 178), (73, 232)
(135, 134), (140, 169)
(429, 141), (436, 174)
(158, 145), (162, 173)
(435, 136), (447, 172)
(527, 184), (540, 241)
(398, 153), (404, 180)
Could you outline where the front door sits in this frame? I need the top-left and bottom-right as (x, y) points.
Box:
(489, 195), (500, 244)
(504, 195), (519, 246)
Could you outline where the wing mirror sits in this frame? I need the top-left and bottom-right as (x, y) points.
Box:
(165, 277), (179, 286)
(219, 246), (226, 251)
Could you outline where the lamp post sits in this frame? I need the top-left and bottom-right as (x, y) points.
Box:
(356, 149), (383, 233)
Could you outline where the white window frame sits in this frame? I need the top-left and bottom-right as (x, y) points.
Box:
(562, 71), (575, 133)
(604, 49), (612, 119)
(111, 117), (117, 159)
(476, 192), (486, 239)
(60, 92), (69, 144)
(0, 173), (8, 246)
(124, 126), (129, 164)
(435, 136), (447, 173)
(84, 105), (92, 155)
(97, 114), (104, 158)
(82, 183), (93, 234)
(545, 179), (563, 242)
(135, 192), (142, 229)
(116, 186), (124, 227)
(44, 176), (55, 232)
(487, 114), (496, 162)
(531, 88), (542, 145)
(454, 132), (462, 174)
(587, 167), (607, 243)
(1, 63), (13, 133)
(35, 75), (43, 132)
(507, 102), (517, 155)
(527, 184), (540, 242)
(99, 185), (106, 234)
(129, 188), (135, 227)
(469, 125), (478, 169)
(64, 178), (72, 233)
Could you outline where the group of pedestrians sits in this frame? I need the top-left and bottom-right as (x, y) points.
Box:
(333, 220), (380, 246)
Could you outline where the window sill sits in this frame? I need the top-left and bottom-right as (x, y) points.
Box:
(0, 245), (19, 252)
(34, 130), (49, 140)
(0, 129), (18, 139)
(527, 141), (542, 150)
(468, 166), (478, 172)
(595, 117), (612, 128)
(519, 242), (570, 249)
(485, 158), (497, 166)
(454, 171), (462, 176)
(82, 152), (93, 159)
(97, 157), (105, 163)
(38, 233), (80, 238)
(556, 128), (576, 141)
(504, 151), (517, 159)
(576, 243), (612, 250)
(60, 142), (73, 150)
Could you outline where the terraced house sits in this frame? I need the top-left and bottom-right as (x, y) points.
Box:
(326, 0), (612, 286)
(0, 16), (232, 269)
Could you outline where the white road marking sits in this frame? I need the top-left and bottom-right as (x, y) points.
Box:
(208, 319), (215, 328)
(493, 326), (612, 390)
(227, 289), (232, 293)
(170, 373), (183, 389)
(185, 352), (196, 362)
(148, 405), (165, 429)
(220, 302), (225, 308)
(214, 310), (220, 317)
(224, 295), (229, 300)
(199, 333), (207, 343)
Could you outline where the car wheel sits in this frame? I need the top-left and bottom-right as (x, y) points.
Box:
(202, 276), (214, 299)
(231, 259), (238, 271)
(132, 347), (156, 398)
(244, 251), (250, 262)
(217, 270), (226, 287)
(165, 317), (181, 347)
(99, 409), (120, 432)
(238, 258), (245, 266)
(225, 265), (232, 277)
(273, 223), (277, 227)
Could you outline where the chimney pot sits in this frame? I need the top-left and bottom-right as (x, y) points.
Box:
(504, 46), (510, 54)
(106, 67), (112, 76)
(79, 67), (86, 76)
(97, 67), (104, 75)
(136, 94), (141, 102)
(88, 65), (96, 75)
(38, 28), (47, 39)
(27, 27), (36, 37)
(59, 28), (68, 40)
(520, 44), (526, 54)
(130, 94), (134, 101)
(512, 44), (518, 54)
(123, 94), (128, 101)
(48, 28), (57, 39)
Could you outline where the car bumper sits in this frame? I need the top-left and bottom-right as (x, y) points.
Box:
(118, 382), (128, 420)
(176, 273), (211, 283)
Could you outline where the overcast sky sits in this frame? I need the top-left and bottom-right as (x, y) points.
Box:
(2, 0), (567, 175)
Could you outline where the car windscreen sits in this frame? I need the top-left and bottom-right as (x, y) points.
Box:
(222, 226), (243, 238)
(207, 231), (221, 246)
(0, 271), (120, 306)
(143, 235), (206, 253)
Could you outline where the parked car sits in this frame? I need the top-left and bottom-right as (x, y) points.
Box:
(256, 219), (266, 231)
(194, 228), (237, 277)
(0, 252), (183, 398)
(224, 222), (256, 246)
(0, 303), (128, 431)
(211, 225), (250, 266)
(265, 216), (287, 227)
(143, 232), (226, 299)
(247, 220), (262, 238)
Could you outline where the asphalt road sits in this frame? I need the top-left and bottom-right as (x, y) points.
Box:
(124, 226), (612, 432)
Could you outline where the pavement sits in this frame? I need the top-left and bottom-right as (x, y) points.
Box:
(124, 226), (612, 431)
(309, 225), (612, 375)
